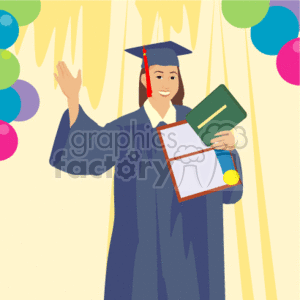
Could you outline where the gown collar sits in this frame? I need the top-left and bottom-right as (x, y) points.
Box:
(143, 99), (176, 128)
(134, 101), (185, 127)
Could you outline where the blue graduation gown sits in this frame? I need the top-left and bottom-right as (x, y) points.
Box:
(49, 103), (243, 300)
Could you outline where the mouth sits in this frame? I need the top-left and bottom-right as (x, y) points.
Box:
(159, 91), (170, 96)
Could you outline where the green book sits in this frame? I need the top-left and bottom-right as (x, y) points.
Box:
(186, 84), (247, 146)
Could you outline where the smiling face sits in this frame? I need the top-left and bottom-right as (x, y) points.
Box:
(141, 65), (179, 104)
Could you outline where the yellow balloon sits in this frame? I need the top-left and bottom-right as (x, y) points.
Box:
(223, 170), (240, 185)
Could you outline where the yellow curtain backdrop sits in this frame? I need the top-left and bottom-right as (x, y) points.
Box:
(1, 1), (298, 299)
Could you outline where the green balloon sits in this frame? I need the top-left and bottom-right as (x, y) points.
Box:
(222, 0), (270, 28)
(0, 0), (41, 26)
(0, 50), (20, 90)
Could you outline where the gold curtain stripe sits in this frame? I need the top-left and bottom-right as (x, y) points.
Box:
(244, 29), (278, 300)
(219, 5), (255, 299)
(206, 1), (215, 97)
(107, 0), (129, 256)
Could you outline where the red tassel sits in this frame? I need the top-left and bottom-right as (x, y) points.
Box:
(143, 46), (152, 98)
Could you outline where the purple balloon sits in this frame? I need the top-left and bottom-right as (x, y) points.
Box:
(270, 0), (300, 29)
(11, 79), (40, 122)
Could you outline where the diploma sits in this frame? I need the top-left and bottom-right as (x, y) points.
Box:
(157, 120), (242, 202)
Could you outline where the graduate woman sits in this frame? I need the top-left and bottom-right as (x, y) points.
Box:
(50, 41), (243, 300)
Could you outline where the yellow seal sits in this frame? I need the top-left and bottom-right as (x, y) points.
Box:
(223, 170), (240, 185)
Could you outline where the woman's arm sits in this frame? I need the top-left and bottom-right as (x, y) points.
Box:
(49, 104), (122, 176)
(51, 61), (121, 176)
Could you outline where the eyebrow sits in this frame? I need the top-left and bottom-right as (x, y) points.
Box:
(154, 71), (178, 74)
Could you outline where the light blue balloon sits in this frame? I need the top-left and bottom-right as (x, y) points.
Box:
(251, 6), (299, 55)
(0, 10), (19, 49)
(0, 87), (21, 123)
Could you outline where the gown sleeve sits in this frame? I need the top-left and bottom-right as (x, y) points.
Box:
(49, 104), (123, 175)
(222, 149), (243, 204)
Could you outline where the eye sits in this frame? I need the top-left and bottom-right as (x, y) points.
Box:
(156, 75), (162, 79)
(171, 76), (176, 80)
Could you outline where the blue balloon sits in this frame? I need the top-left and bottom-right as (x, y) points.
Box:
(0, 87), (21, 123)
(0, 10), (19, 49)
(251, 6), (299, 55)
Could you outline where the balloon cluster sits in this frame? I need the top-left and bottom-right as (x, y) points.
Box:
(0, 2), (41, 161)
(222, 0), (300, 86)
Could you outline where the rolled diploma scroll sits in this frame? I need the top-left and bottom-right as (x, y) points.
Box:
(214, 150), (240, 185)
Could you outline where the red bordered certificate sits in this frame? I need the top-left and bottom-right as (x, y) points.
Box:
(156, 120), (242, 203)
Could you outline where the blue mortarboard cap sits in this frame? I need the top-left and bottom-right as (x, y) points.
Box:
(125, 41), (192, 68)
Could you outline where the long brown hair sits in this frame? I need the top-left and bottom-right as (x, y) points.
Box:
(139, 67), (184, 107)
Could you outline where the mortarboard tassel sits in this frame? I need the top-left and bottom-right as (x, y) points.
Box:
(143, 46), (152, 98)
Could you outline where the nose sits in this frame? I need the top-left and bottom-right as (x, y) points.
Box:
(161, 78), (169, 90)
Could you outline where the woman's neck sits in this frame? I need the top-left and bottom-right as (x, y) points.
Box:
(148, 98), (171, 119)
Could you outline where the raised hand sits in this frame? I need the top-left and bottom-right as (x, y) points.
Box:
(54, 61), (82, 127)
